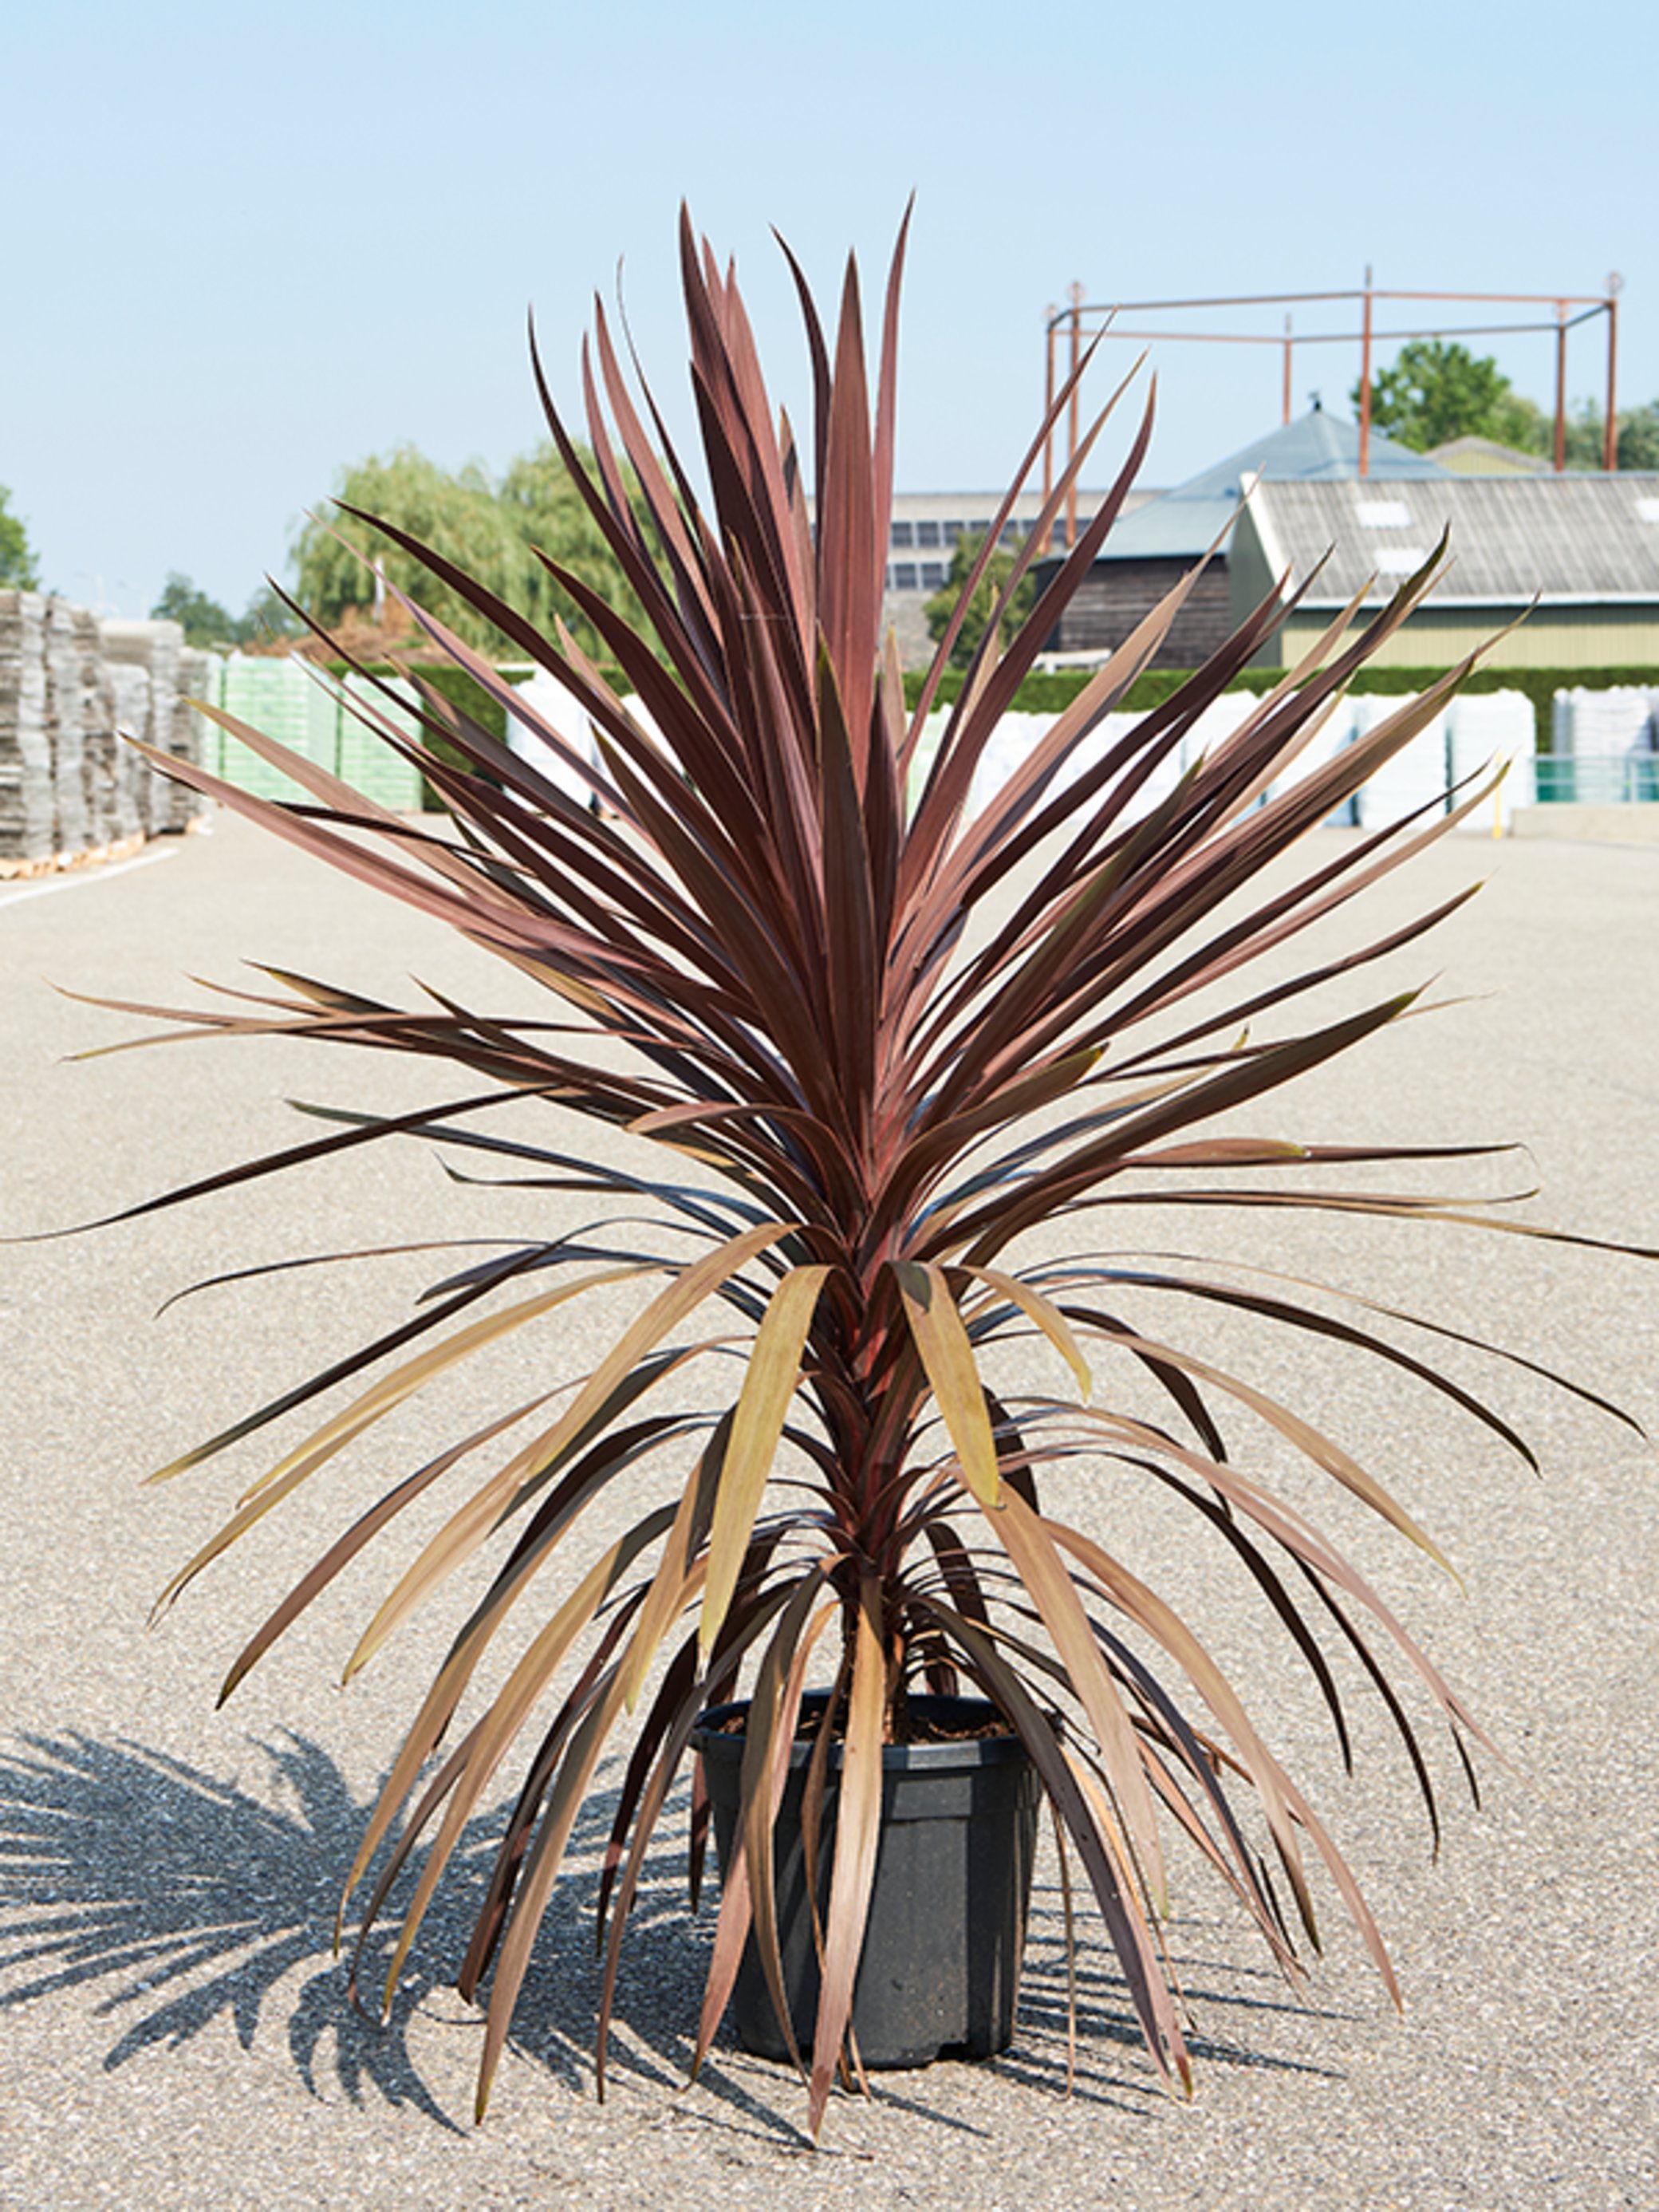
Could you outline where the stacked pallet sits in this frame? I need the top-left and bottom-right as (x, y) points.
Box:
(42, 598), (91, 855)
(0, 599), (210, 869)
(176, 647), (215, 818)
(100, 618), (198, 832)
(65, 605), (121, 849)
(104, 657), (154, 834)
(0, 591), (53, 861)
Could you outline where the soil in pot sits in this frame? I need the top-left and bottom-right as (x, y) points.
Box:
(691, 1692), (1040, 2068)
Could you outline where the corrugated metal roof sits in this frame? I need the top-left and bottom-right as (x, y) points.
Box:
(1097, 408), (1448, 560)
(1247, 474), (1659, 603)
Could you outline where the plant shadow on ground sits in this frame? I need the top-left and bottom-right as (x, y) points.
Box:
(0, 1731), (1336, 2148)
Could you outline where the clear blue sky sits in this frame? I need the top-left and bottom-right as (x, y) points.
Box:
(6, 0), (1654, 619)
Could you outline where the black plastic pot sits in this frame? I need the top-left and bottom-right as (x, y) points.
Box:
(691, 1693), (1039, 2068)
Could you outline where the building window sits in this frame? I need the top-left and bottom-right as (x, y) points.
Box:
(889, 520), (914, 548)
(999, 521), (1022, 545)
(889, 562), (920, 591)
(1355, 499), (1412, 530)
(920, 562), (947, 589)
(916, 519), (942, 548)
(942, 520), (965, 546)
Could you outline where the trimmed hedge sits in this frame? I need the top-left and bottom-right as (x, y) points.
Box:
(901, 664), (1659, 752)
(337, 659), (1657, 793)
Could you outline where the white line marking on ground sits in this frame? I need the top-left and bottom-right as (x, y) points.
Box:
(0, 847), (179, 910)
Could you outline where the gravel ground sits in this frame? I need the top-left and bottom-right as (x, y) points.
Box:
(2, 806), (1657, 2212)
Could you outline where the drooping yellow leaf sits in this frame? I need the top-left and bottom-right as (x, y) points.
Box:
(151, 1268), (654, 1620)
(893, 1260), (1000, 1508)
(989, 1486), (1167, 1909)
(344, 1222), (790, 1679)
(620, 1415), (731, 1711)
(962, 1264), (1093, 1400)
(699, 1265), (832, 1658)
(806, 1571), (885, 2137)
(376, 1504), (676, 2005)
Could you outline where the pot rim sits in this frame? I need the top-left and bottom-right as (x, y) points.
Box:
(690, 1690), (1034, 1772)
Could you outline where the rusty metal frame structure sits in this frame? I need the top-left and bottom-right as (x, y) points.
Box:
(1042, 275), (1625, 546)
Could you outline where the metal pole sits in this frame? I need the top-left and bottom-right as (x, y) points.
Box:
(1282, 315), (1293, 424)
(1554, 302), (1568, 473)
(1078, 285), (1605, 313)
(1066, 281), (1084, 550)
(1358, 265), (1373, 478)
(1042, 308), (1057, 511)
(1604, 274), (1622, 471)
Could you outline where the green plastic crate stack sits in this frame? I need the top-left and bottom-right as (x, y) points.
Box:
(196, 658), (424, 813)
(337, 672), (424, 812)
(203, 656), (337, 802)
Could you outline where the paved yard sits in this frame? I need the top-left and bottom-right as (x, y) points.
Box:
(2, 807), (1657, 2210)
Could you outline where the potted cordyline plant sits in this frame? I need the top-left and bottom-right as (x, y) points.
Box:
(74, 212), (1639, 2137)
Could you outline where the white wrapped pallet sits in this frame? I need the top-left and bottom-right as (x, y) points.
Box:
(618, 694), (664, 746)
(919, 692), (1247, 830)
(1445, 691), (1535, 833)
(1552, 685), (1659, 758)
(0, 589), (54, 860)
(905, 708), (952, 814)
(1352, 693), (1449, 831)
(1082, 710), (1181, 823)
(1098, 692), (1259, 826)
(1262, 691), (1360, 822)
(1165, 690), (1271, 815)
(506, 664), (608, 807)
(1185, 689), (1261, 764)
(913, 703), (1121, 826)
(967, 709), (1057, 819)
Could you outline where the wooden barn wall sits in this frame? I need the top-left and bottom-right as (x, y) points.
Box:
(1043, 558), (1234, 667)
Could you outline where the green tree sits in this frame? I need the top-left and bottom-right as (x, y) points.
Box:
(1354, 340), (1546, 454)
(495, 442), (648, 654)
(239, 582), (303, 646)
(0, 483), (41, 589)
(923, 529), (1039, 672)
(291, 442), (648, 672)
(1618, 401), (1659, 470)
(152, 571), (240, 647)
(291, 447), (518, 648)
(1559, 396), (1659, 471)
(150, 573), (302, 649)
